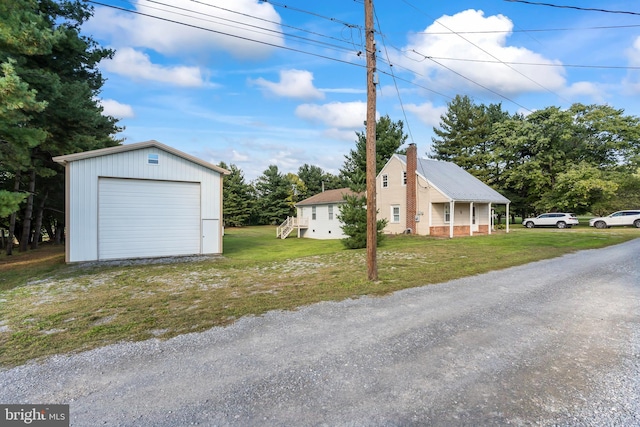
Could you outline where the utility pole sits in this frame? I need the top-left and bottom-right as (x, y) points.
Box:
(365, 0), (377, 281)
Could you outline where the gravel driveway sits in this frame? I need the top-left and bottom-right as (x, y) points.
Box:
(1, 239), (638, 426)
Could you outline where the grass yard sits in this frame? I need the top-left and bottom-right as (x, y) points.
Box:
(0, 225), (637, 367)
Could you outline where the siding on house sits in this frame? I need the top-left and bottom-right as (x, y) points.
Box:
(295, 188), (356, 240)
(377, 151), (509, 237)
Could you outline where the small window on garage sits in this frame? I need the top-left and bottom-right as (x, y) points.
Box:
(312, 206), (316, 220)
(148, 153), (159, 165)
(328, 204), (334, 220)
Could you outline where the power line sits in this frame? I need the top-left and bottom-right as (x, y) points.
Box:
(419, 55), (640, 70)
(504, 0), (640, 16)
(87, 0), (367, 68)
(259, 0), (364, 30)
(373, 2), (416, 145)
(400, 0), (571, 105)
(409, 50), (533, 113)
(122, 0), (360, 55)
(412, 23), (640, 35)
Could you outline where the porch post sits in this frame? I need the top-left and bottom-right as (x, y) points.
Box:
(469, 202), (474, 236)
(449, 201), (455, 239)
(506, 203), (510, 233)
(488, 203), (492, 235)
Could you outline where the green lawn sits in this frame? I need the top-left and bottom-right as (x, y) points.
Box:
(0, 225), (637, 367)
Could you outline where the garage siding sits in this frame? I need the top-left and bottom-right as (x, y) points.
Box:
(98, 178), (201, 260)
(65, 146), (223, 262)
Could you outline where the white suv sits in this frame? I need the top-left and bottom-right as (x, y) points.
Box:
(589, 210), (640, 229)
(522, 213), (579, 229)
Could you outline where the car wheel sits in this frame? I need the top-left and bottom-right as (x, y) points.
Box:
(594, 221), (607, 229)
(525, 221), (535, 228)
(634, 219), (640, 228)
(556, 221), (566, 229)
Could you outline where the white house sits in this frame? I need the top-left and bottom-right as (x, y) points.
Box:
(53, 140), (229, 263)
(277, 188), (357, 239)
(377, 144), (510, 238)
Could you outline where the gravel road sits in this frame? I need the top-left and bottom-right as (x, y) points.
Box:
(1, 239), (639, 426)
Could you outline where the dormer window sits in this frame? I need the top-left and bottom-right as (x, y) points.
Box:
(148, 153), (159, 165)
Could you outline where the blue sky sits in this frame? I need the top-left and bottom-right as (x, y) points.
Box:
(83, 0), (640, 181)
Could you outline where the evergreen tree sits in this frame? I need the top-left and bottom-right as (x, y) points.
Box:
(340, 115), (407, 185)
(0, 0), (121, 253)
(219, 162), (253, 227)
(297, 164), (344, 198)
(431, 95), (511, 182)
(254, 165), (292, 225)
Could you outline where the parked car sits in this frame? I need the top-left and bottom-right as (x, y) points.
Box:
(589, 210), (640, 229)
(522, 213), (579, 229)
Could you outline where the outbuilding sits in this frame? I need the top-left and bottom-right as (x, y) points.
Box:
(53, 140), (229, 263)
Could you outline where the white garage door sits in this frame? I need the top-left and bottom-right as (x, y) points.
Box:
(98, 178), (201, 260)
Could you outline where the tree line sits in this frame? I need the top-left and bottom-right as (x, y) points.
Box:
(1, 0), (120, 253)
(3, 2), (638, 253)
(431, 95), (640, 219)
(220, 115), (406, 233)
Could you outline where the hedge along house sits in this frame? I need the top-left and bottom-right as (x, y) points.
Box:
(377, 144), (510, 238)
(278, 187), (357, 239)
(53, 140), (230, 263)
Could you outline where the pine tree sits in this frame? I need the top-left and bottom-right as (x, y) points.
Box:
(254, 165), (292, 225)
(219, 162), (253, 227)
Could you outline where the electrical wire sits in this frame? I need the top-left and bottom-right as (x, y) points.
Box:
(504, 0), (640, 16)
(400, 0), (571, 105)
(87, 0), (367, 68)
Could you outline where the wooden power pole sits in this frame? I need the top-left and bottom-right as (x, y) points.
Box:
(365, 0), (377, 281)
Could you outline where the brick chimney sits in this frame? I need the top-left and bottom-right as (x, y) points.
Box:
(406, 143), (417, 233)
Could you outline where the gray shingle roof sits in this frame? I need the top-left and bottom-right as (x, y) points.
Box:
(295, 188), (359, 206)
(396, 155), (510, 204)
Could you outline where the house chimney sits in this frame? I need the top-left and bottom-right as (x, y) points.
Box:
(406, 143), (417, 233)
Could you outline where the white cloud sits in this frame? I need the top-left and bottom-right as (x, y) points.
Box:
(393, 9), (566, 95)
(563, 81), (603, 101)
(323, 128), (358, 142)
(250, 69), (324, 100)
(295, 101), (368, 129)
(86, 0), (282, 59)
(231, 150), (249, 162)
(626, 36), (640, 66)
(623, 36), (640, 94)
(102, 48), (205, 87)
(99, 99), (135, 118)
(404, 102), (447, 127)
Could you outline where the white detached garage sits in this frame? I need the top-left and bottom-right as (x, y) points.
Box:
(53, 140), (230, 263)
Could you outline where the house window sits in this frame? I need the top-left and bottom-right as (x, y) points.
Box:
(312, 206), (316, 220)
(403, 171), (407, 185)
(382, 174), (388, 188)
(328, 204), (334, 220)
(392, 206), (400, 223)
(444, 204), (450, 223)
(148, 153), (159, 165)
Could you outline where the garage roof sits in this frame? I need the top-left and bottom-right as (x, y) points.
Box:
(53, 140), (230, 175)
